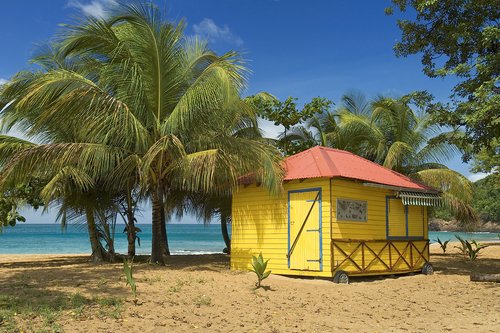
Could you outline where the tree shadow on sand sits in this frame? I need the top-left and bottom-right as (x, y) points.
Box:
(133, 254), (230, 272)
(431, 253), (500, 276)
(0, 257), (127, 331)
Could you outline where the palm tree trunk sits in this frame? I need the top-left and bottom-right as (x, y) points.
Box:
(102, 222), (116, 261)
(160, 205), (170, 256)
(126, 209), (136, 258)
(221, 211), (231, 254)
(150, 187), (167, 264)
(125, 191), (136, 258)
(86, 208), (104, 263)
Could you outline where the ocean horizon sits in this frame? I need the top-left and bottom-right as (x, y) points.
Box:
(0, 223), (228, 255)
(0, 223), (498, 255)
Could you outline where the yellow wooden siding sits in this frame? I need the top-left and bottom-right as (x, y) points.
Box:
(331, 179), (391, 240)
(408, 206), (424, 237)
(423, 206), (428, 236)
(231, 178), (332, 277)
(388, 198), (407, 237)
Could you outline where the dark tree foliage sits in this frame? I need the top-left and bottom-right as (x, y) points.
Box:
(387, 0), (500, 166)
(256, 97), (332, 131)
(473, 174), (500, 224)
(0, 180), (44, 231)
(252, 96), (332, 155)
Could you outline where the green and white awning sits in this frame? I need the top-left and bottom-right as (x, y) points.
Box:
(397, 191), (442, 206)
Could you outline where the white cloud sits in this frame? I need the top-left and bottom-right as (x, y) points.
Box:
(467, 172), (490, 182)
(0, 78), (7, 86)
(67, 0), (117, 18)
(193, 18), (243, 46)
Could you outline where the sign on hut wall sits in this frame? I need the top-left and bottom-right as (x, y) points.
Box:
(336, 198), (367, 222)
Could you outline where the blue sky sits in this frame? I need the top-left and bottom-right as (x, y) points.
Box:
(0, 0), (485, 223)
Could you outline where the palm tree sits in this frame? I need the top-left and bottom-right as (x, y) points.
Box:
(0, 46), (127, 262)
(282, 92), (476, 222)
(0, 3), (282, 264)
(164, 102), (267, 254)
(344, 95), (475, 221)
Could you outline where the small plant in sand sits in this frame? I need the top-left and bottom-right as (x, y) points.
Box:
(435, 238), (450, 254)
(250, 253), (271, 288)
(454, 235), (468, 255)
(454, 235), (489, 261)
(123, 259), (137, 304)
(464, 240), (489, 261)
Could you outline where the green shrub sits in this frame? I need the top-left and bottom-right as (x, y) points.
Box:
(250, 253), (271, 288)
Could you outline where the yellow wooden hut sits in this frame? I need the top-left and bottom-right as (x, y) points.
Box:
(230, 146), (441, 283)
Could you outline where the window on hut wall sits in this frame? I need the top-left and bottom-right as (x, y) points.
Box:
(336, 198), (367, 222)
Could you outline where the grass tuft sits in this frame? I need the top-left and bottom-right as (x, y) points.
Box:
(0, 293), (123, 331)
(193, 295), (212, 307)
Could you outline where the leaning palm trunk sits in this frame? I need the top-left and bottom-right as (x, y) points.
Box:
(97, 213), (116, 262)
(85, 209), (105, 263)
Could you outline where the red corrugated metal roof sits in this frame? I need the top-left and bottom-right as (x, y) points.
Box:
(284, 146), (436, 192)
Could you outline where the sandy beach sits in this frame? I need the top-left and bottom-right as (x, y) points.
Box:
(0, 243), (499, 333)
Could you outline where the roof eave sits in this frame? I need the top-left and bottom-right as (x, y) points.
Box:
(362, 182), (440, 194)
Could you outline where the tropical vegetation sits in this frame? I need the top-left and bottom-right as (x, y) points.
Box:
(472, 175), (500, 224)
(386, 0), (499, 167)
(260, 92), (477, 223)
(0, 1), (494, 262)
(250, 253), (271, 289)
(0, 3), (282, 264)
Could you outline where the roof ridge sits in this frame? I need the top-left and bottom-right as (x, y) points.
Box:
(317, 146), (339, 176)
(282, 146), (436, 192)
(318, 146), (424, 184)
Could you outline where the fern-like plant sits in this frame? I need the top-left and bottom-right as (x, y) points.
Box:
(435, 238), (450, 254)
(454, 236), (489, 260)
(465, 240), (489, 261)
(123, 259), (137, 304)
(454, 235), (468, 255)
(250, 253), (271, 288)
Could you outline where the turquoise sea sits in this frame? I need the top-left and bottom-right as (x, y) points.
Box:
(0, 224), (497, 255)
(0, 224), (228, 255)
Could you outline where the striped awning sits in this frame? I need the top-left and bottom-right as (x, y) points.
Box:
(397, 191), (442, 206)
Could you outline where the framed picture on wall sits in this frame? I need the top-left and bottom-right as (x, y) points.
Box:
(336, 198), (367, 222)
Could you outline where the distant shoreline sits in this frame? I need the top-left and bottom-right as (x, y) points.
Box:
(429, 218), (500, 233)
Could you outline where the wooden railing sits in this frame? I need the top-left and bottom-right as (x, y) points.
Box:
(331, 239), (429, 275)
